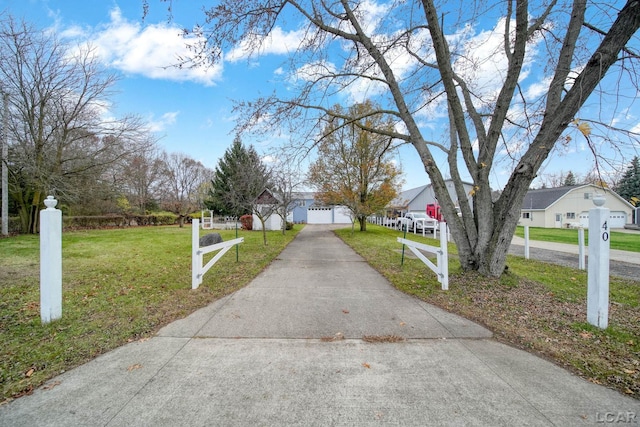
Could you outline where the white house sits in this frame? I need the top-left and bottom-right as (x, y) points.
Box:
(290, 192), (352, 225)
(387, 180), (475, 218)
(252, 189), (283, 231)
(519, 184), (634, 228)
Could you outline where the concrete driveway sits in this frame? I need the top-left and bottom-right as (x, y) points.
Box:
(1, 225), (638, 426)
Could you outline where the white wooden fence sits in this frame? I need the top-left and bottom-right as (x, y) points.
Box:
(192, 218), (244, 289)
(397, 222), (449, 290)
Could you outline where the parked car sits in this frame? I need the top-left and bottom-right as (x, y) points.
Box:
(397, 212), (438, 233)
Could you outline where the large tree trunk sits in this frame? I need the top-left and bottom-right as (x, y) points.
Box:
(358, 216), (367, 232)
(15, 189), (43, 234)
(417, 0), (640, 277)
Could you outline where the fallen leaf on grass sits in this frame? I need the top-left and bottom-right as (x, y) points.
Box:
(25, 368), (35, 378)
(127, 364), (143, 371)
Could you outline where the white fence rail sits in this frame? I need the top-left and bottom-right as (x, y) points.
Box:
(397, 222), (449, 290)
(192, 218), (244, 289)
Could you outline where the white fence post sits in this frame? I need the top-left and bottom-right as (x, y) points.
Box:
(524, 225), (530, 260)
(439, 222), (448, 290)
(397, 224), (449, 290)
(192, 218), (244, 290)
(192, 218), (203, 289)
(587, 196), (610, 329)
(40, 196), (62, 324)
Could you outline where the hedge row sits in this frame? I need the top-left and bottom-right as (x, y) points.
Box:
(62, 213), (178, 230)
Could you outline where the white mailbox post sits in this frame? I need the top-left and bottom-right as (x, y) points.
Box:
(40, 195), (62, 324)
(587, 195), (610, 329)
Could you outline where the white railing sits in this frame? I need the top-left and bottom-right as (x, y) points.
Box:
(192, 219), (244, 289)
(397, 221), (449, 290)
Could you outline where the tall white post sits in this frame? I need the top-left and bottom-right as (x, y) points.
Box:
(587, 195), (610, 329)
(40, 196), (62, 324)
(1, 88), (8, 236)
(578, 227), (585, 270)
(524, 225), (530, 259)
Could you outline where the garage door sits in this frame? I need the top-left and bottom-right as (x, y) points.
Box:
(579, 211), (627, 228)
(333, 206), (352, 224)
(307, 207), (333, 224)
(609, 212), (627, 228)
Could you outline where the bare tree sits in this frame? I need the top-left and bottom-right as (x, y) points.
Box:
(252, 188), (278, 245)
(0, 17), (150, 232)
(269, 151), (306, 234)
(161, 152), (211, 227)
(118, 145), (165, 214)
(157, 1), (640, 276)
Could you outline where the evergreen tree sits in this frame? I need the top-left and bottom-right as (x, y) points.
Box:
(208, 136), (269, 216)
(615, 156), (640, 204)
(564, 171), (577, 186)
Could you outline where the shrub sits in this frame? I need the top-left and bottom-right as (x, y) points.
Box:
(63, 215), (126, 230)
(61, 212), (177, 230)
(126, 212), (177, 226)
(240, 214), (253, 230)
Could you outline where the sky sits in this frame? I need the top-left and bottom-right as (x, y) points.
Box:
(2, 0), (638, 193)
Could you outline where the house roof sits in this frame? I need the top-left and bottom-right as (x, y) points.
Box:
(255, 188), (282, 204)
(521, 184), (634, 210)
(292, 191), (315, 200)
(389, 180), (476, 208)
(521, 186), (576, 210)
(389, 185), (428, 208)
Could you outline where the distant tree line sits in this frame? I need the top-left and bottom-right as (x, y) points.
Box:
(0, 17), (213, 233)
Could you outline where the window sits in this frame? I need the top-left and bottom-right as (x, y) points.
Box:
(299, 200), (306, 207)
(566, 212), (576, 219)
(522, 212), (531, 219)
(584, 193), (592, 199)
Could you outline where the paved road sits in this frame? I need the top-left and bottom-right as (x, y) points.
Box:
(1, 225), (638, 426)
(509, 235), (640, 281)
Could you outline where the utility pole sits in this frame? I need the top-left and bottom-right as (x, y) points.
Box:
(1, 85), (8, 236)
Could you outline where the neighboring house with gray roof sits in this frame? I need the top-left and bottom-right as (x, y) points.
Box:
(520, 184), (633, 228)
(387, 180), (475, 217)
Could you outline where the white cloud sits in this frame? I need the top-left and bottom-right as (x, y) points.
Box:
(340, 0), (389, 35)
(452, 17), (540, 108)
(75, 7), (222, 86)
(147, 111), (180, 132)
(292, 61), (337, 83)
(261, 155), (278, 164)
(226, 26), (307, 62)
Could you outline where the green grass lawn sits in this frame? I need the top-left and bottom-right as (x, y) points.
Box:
(0, 225), (299, 403)
(336, 225), (640, 397)
(515, 226), (640, 252)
